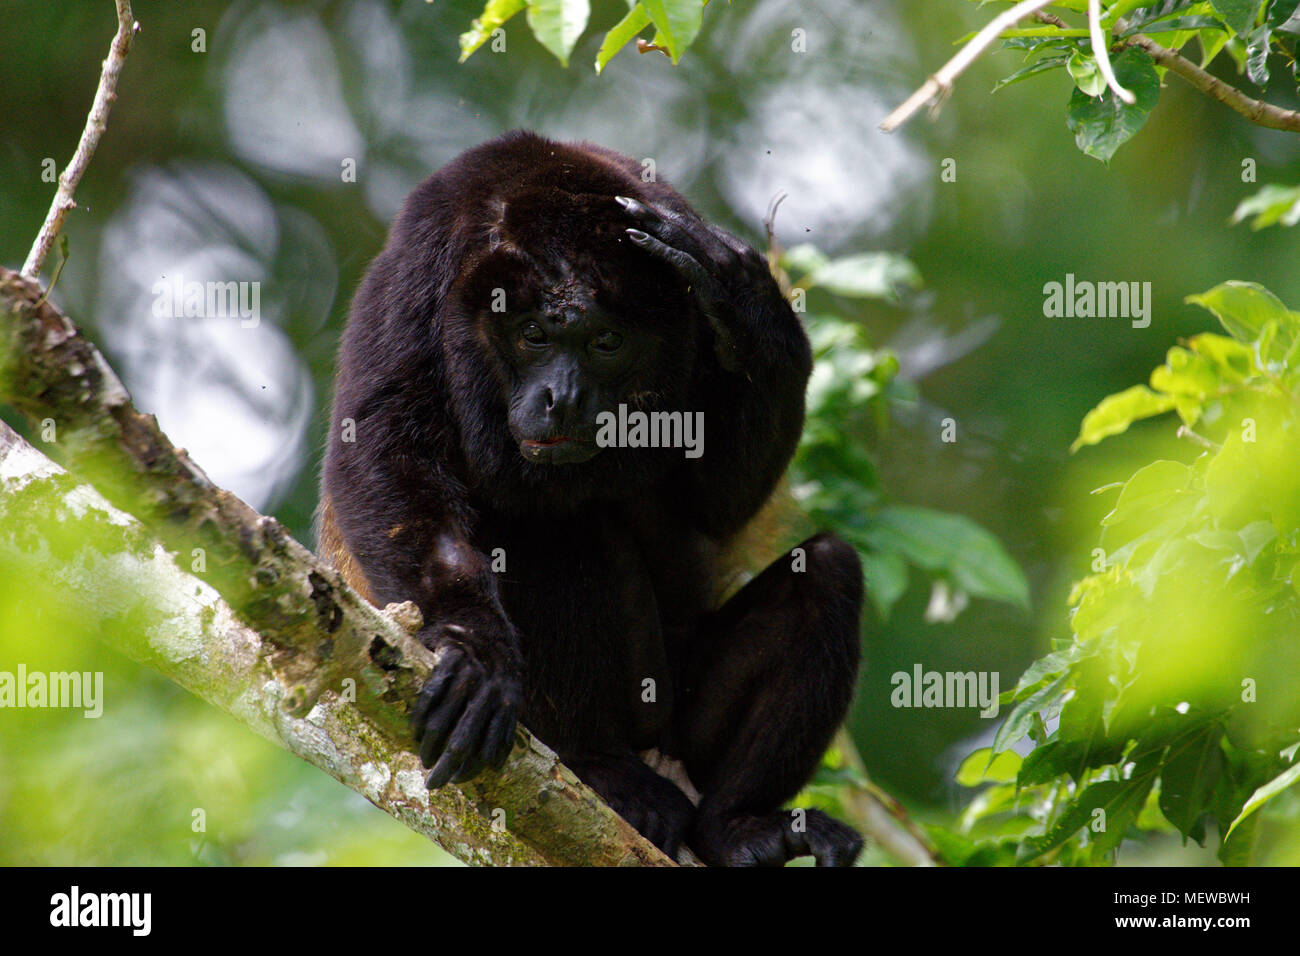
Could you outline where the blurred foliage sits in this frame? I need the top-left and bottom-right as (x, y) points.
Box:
(783, 244), (1030, 619)
(954, 281), (1300, 865)
(1232, 181), (1300, 225)
(0, 556), (455, 866)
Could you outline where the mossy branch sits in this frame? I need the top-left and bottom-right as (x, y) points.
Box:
(0, 268), (671, 867)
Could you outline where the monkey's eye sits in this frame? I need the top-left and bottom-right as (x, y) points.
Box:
(591, 330), (624, 354)
(519, 322), (548, 347)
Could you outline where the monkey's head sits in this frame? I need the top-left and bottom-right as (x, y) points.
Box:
(447, 182), (701, 487)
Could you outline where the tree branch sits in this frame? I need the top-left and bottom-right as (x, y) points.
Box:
(1125, 33), (1300, 133)
(22, 0), (139, 279)
(0, 267), (671, 867)
(0, 422), (557, 863)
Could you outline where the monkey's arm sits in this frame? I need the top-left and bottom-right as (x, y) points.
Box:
(618, 197), (812, 538)
(322, 401), (522, 789)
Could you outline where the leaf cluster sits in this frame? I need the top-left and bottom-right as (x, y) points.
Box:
(984, 1), (1300, 161)
(955, 281), (1300, 865)
(458, 0), (708, 70)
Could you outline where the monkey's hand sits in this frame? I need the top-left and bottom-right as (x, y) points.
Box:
(617, 196), (785, 374)
(412, 621), (523, 789)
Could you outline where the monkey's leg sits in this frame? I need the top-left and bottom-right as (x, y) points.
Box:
(676, 532), (864, 867)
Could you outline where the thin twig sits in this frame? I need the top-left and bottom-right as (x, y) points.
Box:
(1177, 425), (1222, 452)
(880, 0), (1059, 132)
(21, 0), (138, 279)
(1088, 0), (1134, 104)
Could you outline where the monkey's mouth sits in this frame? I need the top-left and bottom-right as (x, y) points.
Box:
(519, 435), (601, 465)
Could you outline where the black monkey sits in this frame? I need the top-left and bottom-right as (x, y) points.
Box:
(319, 130), (864, 866)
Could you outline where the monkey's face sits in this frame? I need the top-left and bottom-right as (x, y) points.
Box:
(452, 189), (697, 476)
(497, 280), (662, 466)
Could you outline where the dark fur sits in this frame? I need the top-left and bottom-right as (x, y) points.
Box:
(320, 131), (864, 866)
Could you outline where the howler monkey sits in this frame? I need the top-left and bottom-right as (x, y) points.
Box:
(319, 130), (864, 866)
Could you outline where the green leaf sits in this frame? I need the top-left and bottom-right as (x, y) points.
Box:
(1219, 811), (1258, 864)
(525, 0), (592, 67)
(861, 549), (908, 618)
(1120, 15), (1225, 37)
(1071, 385), (1176, 452)
(783, 243), (831, 277)
(991, 53), (1070, 92)
(1209, 0), (1263, 36)
(1199, 26), (1231, 66)
(458, 0), (527, 61)
(1005, 644), (1089, 704)
(1230, 183), (1300, 229)
(1018, 734), (1125, 787)
(1065, 48), (1161, 163)
(1100, 0), (1151, 25)
(804, 252), (921, 302)
(1102, 459), (1191, 528)
(1186, 331), (1257, 379)
(1186, 280), (1300, 348)
(1276, 0), (1300, 33)
(956, 747), (1021, 786)
(1240, 519), (1277, 562)
(993, 674), (1069, 753)
(1222, 34), (1248, 71)
(997, 35), (1077, 52)
(1067, 51), (1107, 97)
(1018, 740), (1075, 786)
(923, 826), (979, 866)
(1019, 773), (1156, 863)
(1159, 725), (1224, 843)
(1190, 520), (1274, 568)
(595, 3), (651, 73)
(640, 0), (703, 63)
(867, 506), (1029, 609)
(1225, 760), (1300, 839)
(1118, 0), (1204, 33)
(1149, 345), (1221, 399)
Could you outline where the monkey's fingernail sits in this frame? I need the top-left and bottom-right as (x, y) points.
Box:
(626, 228), (648, 242)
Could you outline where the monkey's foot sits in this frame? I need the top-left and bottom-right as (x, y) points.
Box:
(691, 809), (862, 867)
